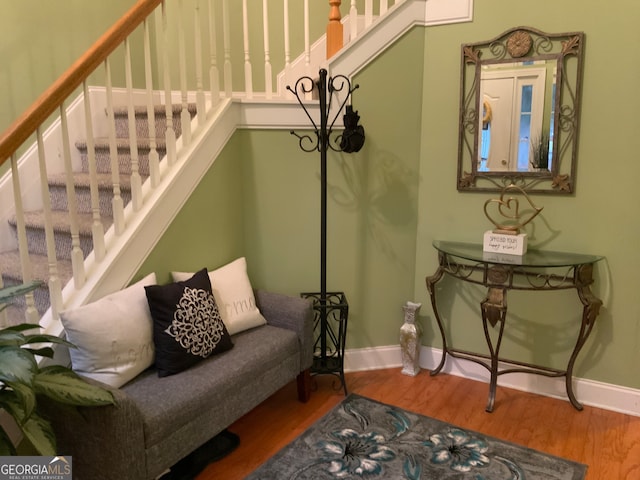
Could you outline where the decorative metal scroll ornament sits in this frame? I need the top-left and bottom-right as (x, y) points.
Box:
(287, 69), (363, 154)
(506, 30), (533, 58)
(483, 184), (543, 233)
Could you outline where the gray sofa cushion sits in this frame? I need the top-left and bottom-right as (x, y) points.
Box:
(122, 323), (299, 448)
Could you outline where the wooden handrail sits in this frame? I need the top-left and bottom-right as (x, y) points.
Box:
(0, 0), (162, 166)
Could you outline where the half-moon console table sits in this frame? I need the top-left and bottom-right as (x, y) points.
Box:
(426, 240), (603, 413)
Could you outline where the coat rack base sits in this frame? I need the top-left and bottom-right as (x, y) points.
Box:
(301, 291), (349, 395)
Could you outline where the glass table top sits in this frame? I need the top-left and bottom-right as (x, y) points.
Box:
(433, 240), (603, 268)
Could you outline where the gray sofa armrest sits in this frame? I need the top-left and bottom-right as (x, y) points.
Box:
(40, 378), (147, 480)
(255, 290), (314, 371)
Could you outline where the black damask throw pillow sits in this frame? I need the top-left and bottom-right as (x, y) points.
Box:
(145, 268), (233, 377)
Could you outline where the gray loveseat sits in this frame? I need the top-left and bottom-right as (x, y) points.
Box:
(42, 290), (314, 480)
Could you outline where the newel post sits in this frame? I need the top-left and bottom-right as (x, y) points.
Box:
(326, 0), (343, 58)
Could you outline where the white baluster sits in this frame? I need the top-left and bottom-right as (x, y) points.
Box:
(83, 81), (106, 262)
(10, 155), (39, 324)
(161, 1), (177, 167)
(59, 105), (86, 289)
(262, 0), (272, 99)
(304, 0), (310, 77)
(283, 0), (291, 88)
(242, 0), (253, 98)
(144, 19), (161, 187)
(0, 274), (6, 327)
(178, 0), (192, 145)
(36, 128), (62, 320)
(105, 59), (125, 235)
(194, 0), (206, 124)
(222, 0), (232, 97)
(350, 0), (358, 41)
(365, 0), (373, 27)
(208, 0), (220, 107)
(380, 0), (388, 16)
(125, 38), (144, 209)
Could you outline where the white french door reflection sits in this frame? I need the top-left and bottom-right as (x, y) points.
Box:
(479, 67), (546, 172)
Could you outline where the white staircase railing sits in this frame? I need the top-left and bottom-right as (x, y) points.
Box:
(0, 0), (472, 333)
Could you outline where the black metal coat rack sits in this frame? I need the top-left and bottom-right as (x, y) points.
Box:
(287, 69), (364, 394)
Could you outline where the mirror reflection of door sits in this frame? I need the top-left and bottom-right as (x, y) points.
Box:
(478, 66), (546, 172)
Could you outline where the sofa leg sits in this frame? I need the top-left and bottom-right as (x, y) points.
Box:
(296, 369), (311, 403)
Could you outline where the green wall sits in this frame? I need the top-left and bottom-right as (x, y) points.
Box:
(147, 0), (640, 391)
(135, 133), (246, 285)
(0, 1), (135, 134)
(415, 0), (640, 388)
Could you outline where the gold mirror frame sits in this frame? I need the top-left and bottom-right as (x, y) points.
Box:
(457, 27), (585, 194)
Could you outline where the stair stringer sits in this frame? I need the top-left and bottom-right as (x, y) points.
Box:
(40, 98), (240, 337)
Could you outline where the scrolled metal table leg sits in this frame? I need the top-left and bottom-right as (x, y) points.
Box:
(566, 264), (603, 410)
(481, 287), (507, 413)
(426, 265), (447, 376)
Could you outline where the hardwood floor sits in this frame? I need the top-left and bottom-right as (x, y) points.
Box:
(196, 368), (640, 479)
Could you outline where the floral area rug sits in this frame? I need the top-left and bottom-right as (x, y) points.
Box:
(247, 394), (587, 480)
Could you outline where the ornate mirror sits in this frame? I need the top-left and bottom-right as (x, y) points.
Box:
(457, 27), (585, 194)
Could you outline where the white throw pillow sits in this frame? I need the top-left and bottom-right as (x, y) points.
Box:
(60, 273), (157, 388)
(172, 257), (266, 335)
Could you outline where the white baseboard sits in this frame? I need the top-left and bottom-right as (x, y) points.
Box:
(344, 345), (640, 417)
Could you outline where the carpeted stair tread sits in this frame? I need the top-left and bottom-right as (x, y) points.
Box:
(113, 103), (197, 115)
(0, 250), (73, 285)
(3, 304), (30, 327)
(48, 171), (143, 189)
(75, 136), (168, 150)
(11, 210), (112, 234)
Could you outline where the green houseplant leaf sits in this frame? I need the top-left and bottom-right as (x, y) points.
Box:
(0, 389), (55, 456)
(0, 346), (37, 385)
(2, 381), (37, 423)
(34, 366), (114, 406)
(0, 282), (43, 304)
(19, 410), (57, 457)
(0, 282), (115, 455)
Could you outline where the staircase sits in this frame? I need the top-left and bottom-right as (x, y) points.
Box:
(0, 0), (473, 332)
(0, 104), (195, 324)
